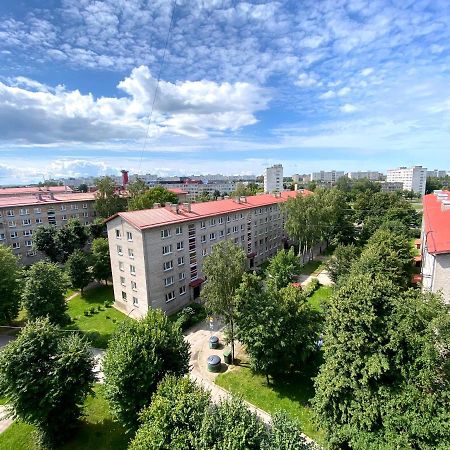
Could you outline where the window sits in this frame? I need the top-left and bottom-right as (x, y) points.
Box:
(210, 218), (216, 226)
(163, 260), (173, 271)
(162, 244), (172, 255)
(10, 231), (18, 239)
(82, 203), (88, 209)
(83, 212), (89, 218)
(126, 231), (133, 241)
(115, 229), (121, 239)
(121, 291), (127, 301)
(165, 291), (175, 303)
(161, 229), (171, 238)
(179, 272), (185, 281)
(131, 280), (137, 291)
(178, 256), (185, 266)
(72, 204), (79, 210)
(22, 219), (31, 226)
(128, 248), (134, 259)
(241, 235), (245, 242)
(117, 245), (123, 255)
(209, 232), (216, 240)
(219, 230), (224, 237)
(177, 241), (184, 251)
(130, 265), (136, 275)
(219, 217), (224, 224)
(0, 233), (5, 241)
(164, 276), (174, 287)
(25, 240), (32, 247)
(240, 224), (245, 231)
(179, 286), (186, 296)
(176, 226), (182, 235)
(119, 276), (126, 287)
(226, 215), (230, 222)
(19, 208), (29, 215)
(61, 205), (67, 211)
(119, 261), (124, 271)
(7, 210), (14, 217)
(202, 248), (207, 256)
(201, 235), (206, 243)
(200, 221), (206, 229)
(133, 296), (139, 306)
(233, 226), (238, 233)
(36, 218), (43, 224)
(227, 227), (231, 235)
(26, 250), (37, 257)
(12, 242), (20, 249)
(62, 215), (67, 221)
(34, 208), (41, 214)
(8, 221), (16, 227)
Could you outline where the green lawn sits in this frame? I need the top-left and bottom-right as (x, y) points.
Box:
(299, 260), (324, 276)
(308, 286), (333, 312)
(0, 386), (129, 450)
(216, 355), (324, 444)
(0, 398), (6, 405)
(65, 286), (130, 349)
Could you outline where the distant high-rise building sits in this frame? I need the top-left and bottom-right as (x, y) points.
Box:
(386, 166), (427, 195)
(427, 170), (448, 179)
(264, 164), (283, 193)
(310, 170), (345, 183)
(347, 171), (383, 181)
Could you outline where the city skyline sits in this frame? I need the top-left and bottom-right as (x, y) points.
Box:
(1, 1), (450, 184)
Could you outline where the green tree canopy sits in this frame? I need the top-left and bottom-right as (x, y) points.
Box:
(202, 240), (246, 362)
(91, 237), (111, 284)
(128, 186), (178, 211)
(325, 244), (361, 284)
(94, 176), (127, 218)
(66, 249), (92, 293)
(103, 309), (190, 433)
(22, 261), (69, 325)
(266, 247), (300, 290)
(55, 218), (89, 262)
(0, 318), (95, 448)
(33, 225), (60, 262)
(0, 245), (22, 324)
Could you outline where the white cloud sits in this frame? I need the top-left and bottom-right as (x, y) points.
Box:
(319, 90), (335, 99)
(340, 103), (359, 113)
(295, 72), (319, 87)
(337, 87), (351, 96)
(361, 67), (374, 76)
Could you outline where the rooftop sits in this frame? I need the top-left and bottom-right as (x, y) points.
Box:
(423, 191), (450, 254)
(0, 192), (96, 209)
(0, 186), (73, 196)
(108, 190), (309, 230)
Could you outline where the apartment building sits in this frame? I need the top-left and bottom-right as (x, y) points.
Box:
(264, 164), (283, 193)
(420, 190), (450, 304)
(379, 181), (403, 192)
(0, 186), (73, 197)
(386, 166), (427, 195)
(106, 191), (307, 318)
(0, 192), (96, 265)
(427, 170), (449, 179)
(310, 170), (345, 183)
(347, 171), (383, 181)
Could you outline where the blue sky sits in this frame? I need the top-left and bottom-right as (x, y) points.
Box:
(0, 0), (449, 183)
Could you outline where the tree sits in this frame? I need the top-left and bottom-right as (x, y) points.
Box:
(127, 178), (148, 198)
(22, 261), (69, 325)
(33, 225), (60, 262)
(0, 318), (95, 448)
(66, 249), (92, 293)
(77, 183), (88, 192)
(91, 237), (111, 284)
(88, 218), (106, 239)
(55, 218), (88, 262)
(195, 191), (211, 202)
(325, 244), (361, 284)
(103, 309), (190, 433)
(0, 245), (21, 324)
(266, 247), (300, 290)
(202, 240), (246, 363)
(129, 375), (211, 450)
(94, 176), (127, 218)
(128, 186), (178, 211)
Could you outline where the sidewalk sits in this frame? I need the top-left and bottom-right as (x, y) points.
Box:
(0, 406), (13, 434)
(297, 255), (333, 287)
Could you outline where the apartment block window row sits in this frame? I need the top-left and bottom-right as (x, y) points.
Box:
(130, 265), (136, 275)
(162, 244), (172, 255)
(161, 228), (171, 238)
(177, 241), (184, 251)
(128, 248), (134, 258)
(176, 226), (183, 235)
(164, 276), (174, 287)
(163, 260), (173, 271)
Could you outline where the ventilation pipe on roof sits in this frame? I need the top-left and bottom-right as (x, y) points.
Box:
(441, 200), (450, 211)
(224, 195), (230, 200)
(153, 203), (161, 208)
(239, 196), (247, 203)
(182, 202), (191, 212)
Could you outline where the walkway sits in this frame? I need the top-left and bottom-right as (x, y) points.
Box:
(297, 255), (333, 287)
(0, 407), (13, 434)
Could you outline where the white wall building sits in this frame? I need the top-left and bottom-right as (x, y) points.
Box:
(427, 170), (448, 179)
(386, 166), (427, 195)
(264, 164), (283, 193)
(310, 170), (345, 183)
(347, 171), (383, 180)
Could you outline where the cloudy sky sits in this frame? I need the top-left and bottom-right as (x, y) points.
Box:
(0, 0), (449, 184)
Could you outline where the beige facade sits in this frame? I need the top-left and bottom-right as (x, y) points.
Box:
(107, 193), (297, 318)
(0, 193), (96, 265)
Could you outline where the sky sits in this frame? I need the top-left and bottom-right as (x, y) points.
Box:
(0, 0), (450, 184)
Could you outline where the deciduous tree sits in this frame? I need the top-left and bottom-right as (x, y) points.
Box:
(91, 237), (111, 284)
(0, 245), (21, 324)
(325, 244), (361, 284)
(94, 176), (127, 218)
(266, 247), (300, 290)
(128, 186), (178, 211)
(33, 225), (60, 262)
(66, 249), (92, 293)
(55, 218), (88, 262)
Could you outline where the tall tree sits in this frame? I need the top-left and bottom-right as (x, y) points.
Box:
(33, 225), (60, 262)
(91, 237), (111, 284)
(103, 309), (190, 433)
(202, 240), (246, 362)
(88, 218), (106, 239)
(0, 245), (21, 324)
(128, 186), (178, 211)
(325, 244), (361, 284)
(94, 176), (127, 218)
(0, 318), (94, 448)
(66, 249), (92, 293)
(22, 261), (69, 325)
(266, 247), (300, 290)
(55, 218), (88, 262)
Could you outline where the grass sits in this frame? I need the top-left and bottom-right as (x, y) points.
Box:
(65, 286), (130, 349)
(0, 398), (6, 405)
(216, 354), (324, 444)
(0, 385), (129, 450)
(299, 260), (324, 276)
(308, 286), (333, 312)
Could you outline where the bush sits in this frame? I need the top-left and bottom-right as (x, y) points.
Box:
(84, 310), (91, 317)
(89, 307), (96, 315)
(171, 303), (207, 331)
(303, 278), (320, 297)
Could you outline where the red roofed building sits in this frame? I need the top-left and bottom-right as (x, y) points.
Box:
(105, 190), (310, 317)
(421, 191), (450, 303)
(0, 185), (73, 197)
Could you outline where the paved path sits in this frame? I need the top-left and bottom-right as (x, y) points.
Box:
(0, 406), (13, 434)
(297, 255), (333, 287)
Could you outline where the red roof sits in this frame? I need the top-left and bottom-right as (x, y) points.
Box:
(189, 278), (204, 288)
(423, 192), (450, 254)
(168, 188), (188, 195)
(107, 191), (310, 230)
(0, 192), (96, 208)
(0, 186), (72, 196)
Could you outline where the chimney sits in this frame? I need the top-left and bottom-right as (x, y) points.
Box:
(121, 170), (129, 188)
(153, 203), (161, 208)
(294, 183), (298, 191)
(49, 192), (54, 200)
(224, 195), (230, 200)
(170, 204), (179, 213)
(239, 196), (247, 203)
(234, 197), (241, 204)
(182, 202), (191, 212)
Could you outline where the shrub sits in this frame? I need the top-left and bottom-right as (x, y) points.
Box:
(303, 278), (320, 297)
